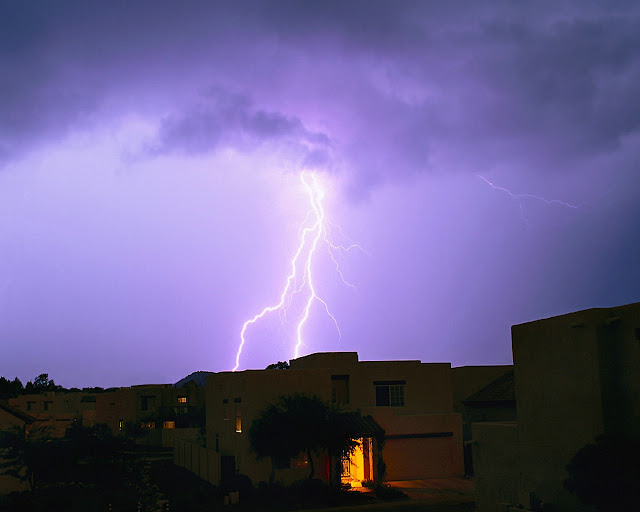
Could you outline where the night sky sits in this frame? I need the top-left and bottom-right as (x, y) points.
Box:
(1, 1), (639, 388)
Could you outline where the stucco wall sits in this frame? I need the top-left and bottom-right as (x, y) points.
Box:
(472, 422), (518, 512)
(511, 302), (640, 511)
(207, 368), (332, 485)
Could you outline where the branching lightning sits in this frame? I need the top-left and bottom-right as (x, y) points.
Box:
(477, 174), (581, 222)
(233, 171), (361, 371)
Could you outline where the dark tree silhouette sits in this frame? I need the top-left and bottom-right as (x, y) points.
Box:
(564, 435), (640, 512)
(0, 376), (24, 399)
(265, 361), (290, 370)
(248, 393), (383, 485)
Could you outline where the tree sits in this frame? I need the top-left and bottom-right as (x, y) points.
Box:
(564, 435), (640, 511)
(265, 361), (290, 370)
(248, 394), (384, 485)
(24, 373), (64, 394)
(0, 376), (23, 399)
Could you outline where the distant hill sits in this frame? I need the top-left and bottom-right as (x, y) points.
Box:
(174, 371), (213, 388)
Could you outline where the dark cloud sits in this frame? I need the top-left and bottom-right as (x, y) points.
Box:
(148, 88), (331, 160)
(1, 1), (639, 184)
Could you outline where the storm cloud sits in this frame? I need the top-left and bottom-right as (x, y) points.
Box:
(0, 1), (639, 386)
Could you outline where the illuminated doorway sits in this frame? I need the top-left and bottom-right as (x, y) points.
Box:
(341, 437), (374, 486)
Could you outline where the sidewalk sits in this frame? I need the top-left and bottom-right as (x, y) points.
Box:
(388, 477), (475, 507)
(291, 478), (475, 512)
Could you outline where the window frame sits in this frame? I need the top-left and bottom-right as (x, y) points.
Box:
(374, 380), (406, 407)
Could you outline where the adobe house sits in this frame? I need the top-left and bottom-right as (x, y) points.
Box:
(8, 382), (206, 447)
(206, 352), (464, 486)
(0, 400), (36, 494)
(451, 365), (514, 474)
(473, 302), (640, 512)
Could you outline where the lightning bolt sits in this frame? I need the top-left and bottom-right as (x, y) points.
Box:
(233, 171), (360, 371)
(477, 174), (581, 222)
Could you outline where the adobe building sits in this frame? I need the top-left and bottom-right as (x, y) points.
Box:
(204, 352), (464, 486)
(8, 382), (206, 446)
(473, 302), (640, 512)
(451, 365), (515, 474)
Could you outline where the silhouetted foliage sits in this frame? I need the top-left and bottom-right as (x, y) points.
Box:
(23, 373), (65, 394)
(564, 435), (640, 512)
(266, 361), (290, 370)
(0, 376), (24, 399)
(249, 393), (382, 485)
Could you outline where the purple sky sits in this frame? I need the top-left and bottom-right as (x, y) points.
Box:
(1, 1), (639, 388)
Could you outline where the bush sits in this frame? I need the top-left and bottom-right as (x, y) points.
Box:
(564, 435), (640, 512)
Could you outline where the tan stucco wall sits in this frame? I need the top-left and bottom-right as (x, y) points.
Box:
(451, 365), (512, 405)
(510, 302), (640, 511)
(208, 353), (464, 485)
(365, 408), (464, 479)
(207, 368), (332, 485)
(472, 422), (518, 512)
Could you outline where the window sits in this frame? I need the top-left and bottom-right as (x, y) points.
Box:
(331, 375), (350, 404)
(141, 396), (156, 411)
(119, 420), (124, 432)
(26, 401), (35, 411)
(374, 380), (405, 407)
(44, 401), (53, 411)
(177, 396), (187, 404)
(215, 434), (220, 452)
(223, 399), (229, 420)
(163, 421), (175, 429)
(234, 398), (242, 433)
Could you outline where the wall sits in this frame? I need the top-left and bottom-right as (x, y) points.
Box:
(451, 366), (513, 406)
(174, 439), (220, 486)
(207, 368), (332, 486)
(472, 422), (518, 512)
(501, 302), (640, 512)
(208, 353), (464, 486)
(367, 408), (464, 479)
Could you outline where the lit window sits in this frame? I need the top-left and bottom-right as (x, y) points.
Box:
(163, 421), (175, 429)
(177, 396), (187, 404)
(143, 421), (156, 429)
(234, 398), (242, 433)
(119, 420), (124, 431)
(374, 380), (405, 407)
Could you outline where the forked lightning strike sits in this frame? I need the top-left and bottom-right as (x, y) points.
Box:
(477, 175), (580, 221)
(233, 171), (359, 371)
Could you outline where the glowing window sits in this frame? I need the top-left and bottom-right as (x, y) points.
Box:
(163, 421), (175, 429)
(177, 396), (187, 404)
(234, 398), (242, 433)
(119, 420), (124, 431)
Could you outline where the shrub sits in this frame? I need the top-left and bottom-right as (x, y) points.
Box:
(564, 435), (640, 512)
